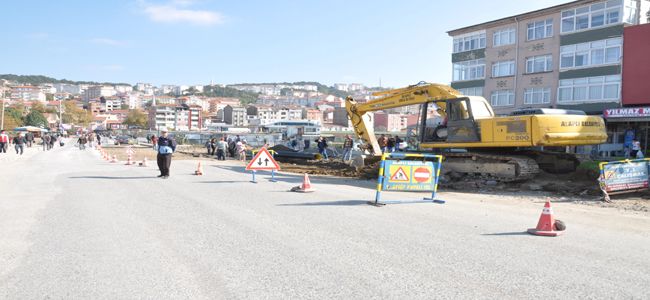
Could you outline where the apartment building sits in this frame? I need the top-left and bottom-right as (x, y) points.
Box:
(84, 85), (116, 102)
(448, 0), (649, 116)
(223, 105), (248, 127)
(148, 105), (203, 131)
(10, 86), (46, 102)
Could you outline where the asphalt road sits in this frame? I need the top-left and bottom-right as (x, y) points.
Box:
(1, 144), (649, 299)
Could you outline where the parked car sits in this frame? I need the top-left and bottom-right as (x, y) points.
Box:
(114, 136), (131, 145)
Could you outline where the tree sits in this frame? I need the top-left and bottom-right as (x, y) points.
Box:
(31, 101), (46, 113)
(24, 110), (48, 128)
(62, 101), (91, 126)
(2, 107), (24, 130)
(120, 104), (130, 110)
(186, 86), (200, 95)
(46, 93), (54, 101)
(123, 109), (148, 128)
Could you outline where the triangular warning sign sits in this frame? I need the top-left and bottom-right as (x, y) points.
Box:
(390, 167), (409, 182)
(246, 148), (281, 171)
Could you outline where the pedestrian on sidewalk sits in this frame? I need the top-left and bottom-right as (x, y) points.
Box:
(96, 133), (102, 146)
(205, 139), (212, 155)
(0, 130), (9, 153)
(156, 128), (176, 179)
(151, 134), (158, 150)
(25, 132), (34, 147)
(13, 133), (26, 155)
(342, 135), (353, 162)
(88, 133), (95, 148)
(42, 134), (51, 151)
(50, 134), (57, 149)
(77, 134), (87, 150)
(216, 137), (227, 161)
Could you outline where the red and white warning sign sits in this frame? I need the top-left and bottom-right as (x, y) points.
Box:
(413, 167), (432, 183)
(389, 167), (410, 182)
(246, 148), (281, 171)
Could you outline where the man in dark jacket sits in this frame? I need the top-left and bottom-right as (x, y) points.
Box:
(13, 133), (26, 155)
(156, 128), (176, 179)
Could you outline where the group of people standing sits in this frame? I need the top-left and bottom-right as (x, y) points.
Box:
(0, 130), (62, 155)
(205, 135), (248, 162)
(377, 134), (404, 154)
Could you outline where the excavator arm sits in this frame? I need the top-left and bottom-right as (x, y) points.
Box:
(345, 82), (463, 155)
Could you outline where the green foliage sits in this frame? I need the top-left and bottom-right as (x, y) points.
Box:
(202, 85), (259, 105)
(2, 107), (24, 130)
(0, 74), (130, 86)
(123, 109), (148, 128)
(62, 101), (91, 126)
(24, 110), (48, 128)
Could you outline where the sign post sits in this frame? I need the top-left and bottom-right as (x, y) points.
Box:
(371, 152), (443, 206)
(599, 158), (650, 201)
(246, 148), (280, 183)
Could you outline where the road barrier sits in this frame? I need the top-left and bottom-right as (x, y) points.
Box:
(599, 158), (650, 201)
(370, 152), (443, 206)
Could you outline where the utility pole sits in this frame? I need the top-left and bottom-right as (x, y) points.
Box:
(1, 86), (5, 130)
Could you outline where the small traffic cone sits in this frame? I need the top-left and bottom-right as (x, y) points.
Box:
(139, 157), (148, 167)
(291, 173), (315, 193)
(110, 155), (118, 163)
(194, 161), (203, 175)
(527, 201), (565, 237)
(125, 154), (133, 165)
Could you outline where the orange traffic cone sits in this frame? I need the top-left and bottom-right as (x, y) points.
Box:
(194, 162), (203, 175)
(291, 173), (315, 193)
(528, 201), (565, 237)
(139, 157), (148, 167)
(110, 155), (118, 163)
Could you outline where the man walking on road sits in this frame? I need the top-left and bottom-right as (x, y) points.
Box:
(77, 134), (87, 150)
(156, 128), (176, 179)
(25, 132), (34, 147)
(13, 133), (26, 155)
(0, 130), (9, 153)
(42, 134), (51, 151)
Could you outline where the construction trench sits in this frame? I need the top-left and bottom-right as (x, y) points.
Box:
(103, 144), (649, 213)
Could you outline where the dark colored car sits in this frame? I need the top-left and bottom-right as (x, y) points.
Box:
(114, 136), (131, 145)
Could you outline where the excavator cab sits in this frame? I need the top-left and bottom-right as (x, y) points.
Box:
(421, 96), (492, 144)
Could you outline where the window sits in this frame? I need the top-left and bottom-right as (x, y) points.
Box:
(527, 19), (553, 40)
(560, 37), (621, 69)
(457, 87), (484, 96)
(526, 55), (553, 73)
(453, 32), (486, 53)
(524, 88), (551, 104)
(561, 0), (624, 33)
(452, 59), (486, 81)
(493, 28), (516, 46)
(492, 60), (515, 77)
(557, 75), (621, 103)
(490, 90), (515, 106)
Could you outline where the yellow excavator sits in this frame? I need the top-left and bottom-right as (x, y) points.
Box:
(346, 82), (607, 181)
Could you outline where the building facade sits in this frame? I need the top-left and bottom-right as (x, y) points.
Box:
(223, 105), (248, 127)
(148, 105), (203, 131)
(448, 0), (649, 116)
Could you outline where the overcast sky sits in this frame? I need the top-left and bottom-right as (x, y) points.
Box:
(0, 0), (570, 88)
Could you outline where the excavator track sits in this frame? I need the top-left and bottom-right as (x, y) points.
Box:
(442, 152), (540, 182)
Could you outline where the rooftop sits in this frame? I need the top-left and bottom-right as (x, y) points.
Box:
(447, 0), (599, 36)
